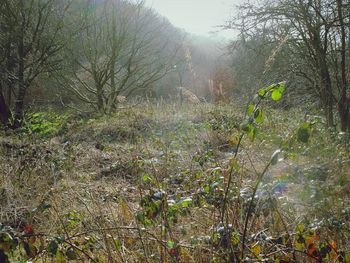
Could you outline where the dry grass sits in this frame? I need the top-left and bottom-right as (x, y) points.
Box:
(0, 102), (349, 262)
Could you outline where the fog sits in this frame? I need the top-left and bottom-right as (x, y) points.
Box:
(144, 0), (239, 39)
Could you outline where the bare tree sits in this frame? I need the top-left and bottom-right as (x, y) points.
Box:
(65, 0), (181, 113)
(0, 0), (67, 127)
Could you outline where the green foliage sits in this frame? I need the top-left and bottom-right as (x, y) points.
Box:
(258, 82), (285, 100)
(137, 176), (193, 227)
(21, 111), (69, 137)
(271, 83), (285, 101)
(240, 82), (285, 142)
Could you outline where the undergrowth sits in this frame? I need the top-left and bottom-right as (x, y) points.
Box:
(0, 92), (349, 262)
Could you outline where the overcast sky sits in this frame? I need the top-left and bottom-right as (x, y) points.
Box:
(143, 0), (238, 39)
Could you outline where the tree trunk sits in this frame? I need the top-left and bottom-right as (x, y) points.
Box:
(107, 8), (117, 114)
(318, 63), (334, 127)
(13, 83), (26, 128)
(336, 0), (350, 132)
(0, 91), (10, 126)
(96, 84), (104, 113)
(13, 7), (26, 129)
(315, 45), (334, 127)
(5, 36), (15, 107)
(338, 98), (350, 132)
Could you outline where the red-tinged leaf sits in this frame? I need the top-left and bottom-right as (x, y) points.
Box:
(23, 224), (35, 235)
(305, 233), (320, 249)
(169, 247), (178, 256)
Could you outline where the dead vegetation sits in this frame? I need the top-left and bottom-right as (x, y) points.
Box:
(0, 102), (349, 262)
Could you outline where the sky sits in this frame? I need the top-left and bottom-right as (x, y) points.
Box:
(143, 0), (238, 39)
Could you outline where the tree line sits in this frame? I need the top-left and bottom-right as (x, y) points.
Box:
(0, 0), (199, 127)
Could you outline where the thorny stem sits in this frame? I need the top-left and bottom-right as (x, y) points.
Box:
(241, 155), (273, 260)
(220, 95), (264, 260)
(220, 133), (244, 224)
(220, 95), (264, 220)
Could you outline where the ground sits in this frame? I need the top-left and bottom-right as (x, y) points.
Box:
(0, 101), (349, 262)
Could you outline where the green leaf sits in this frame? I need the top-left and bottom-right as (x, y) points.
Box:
(240, 120), (252, 132)
(258, 84), (274, 98)
(180, 198), (192, 208)
(258, 89), (268, 98)
(249, 127), (257, 141)
(56, 250), (65, 263)
(141, 174), (153, 184)
(297, 223), (305, 233)
(231, 232), (240, 246)
(271, 83), (285, 101)
(297, 123), (310, 143)
(254, 109), (264, 123)
(247, 103), (255, 116)
(166, 240), (175, 249)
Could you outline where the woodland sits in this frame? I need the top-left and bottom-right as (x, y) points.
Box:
(0, 0), (349, 262)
